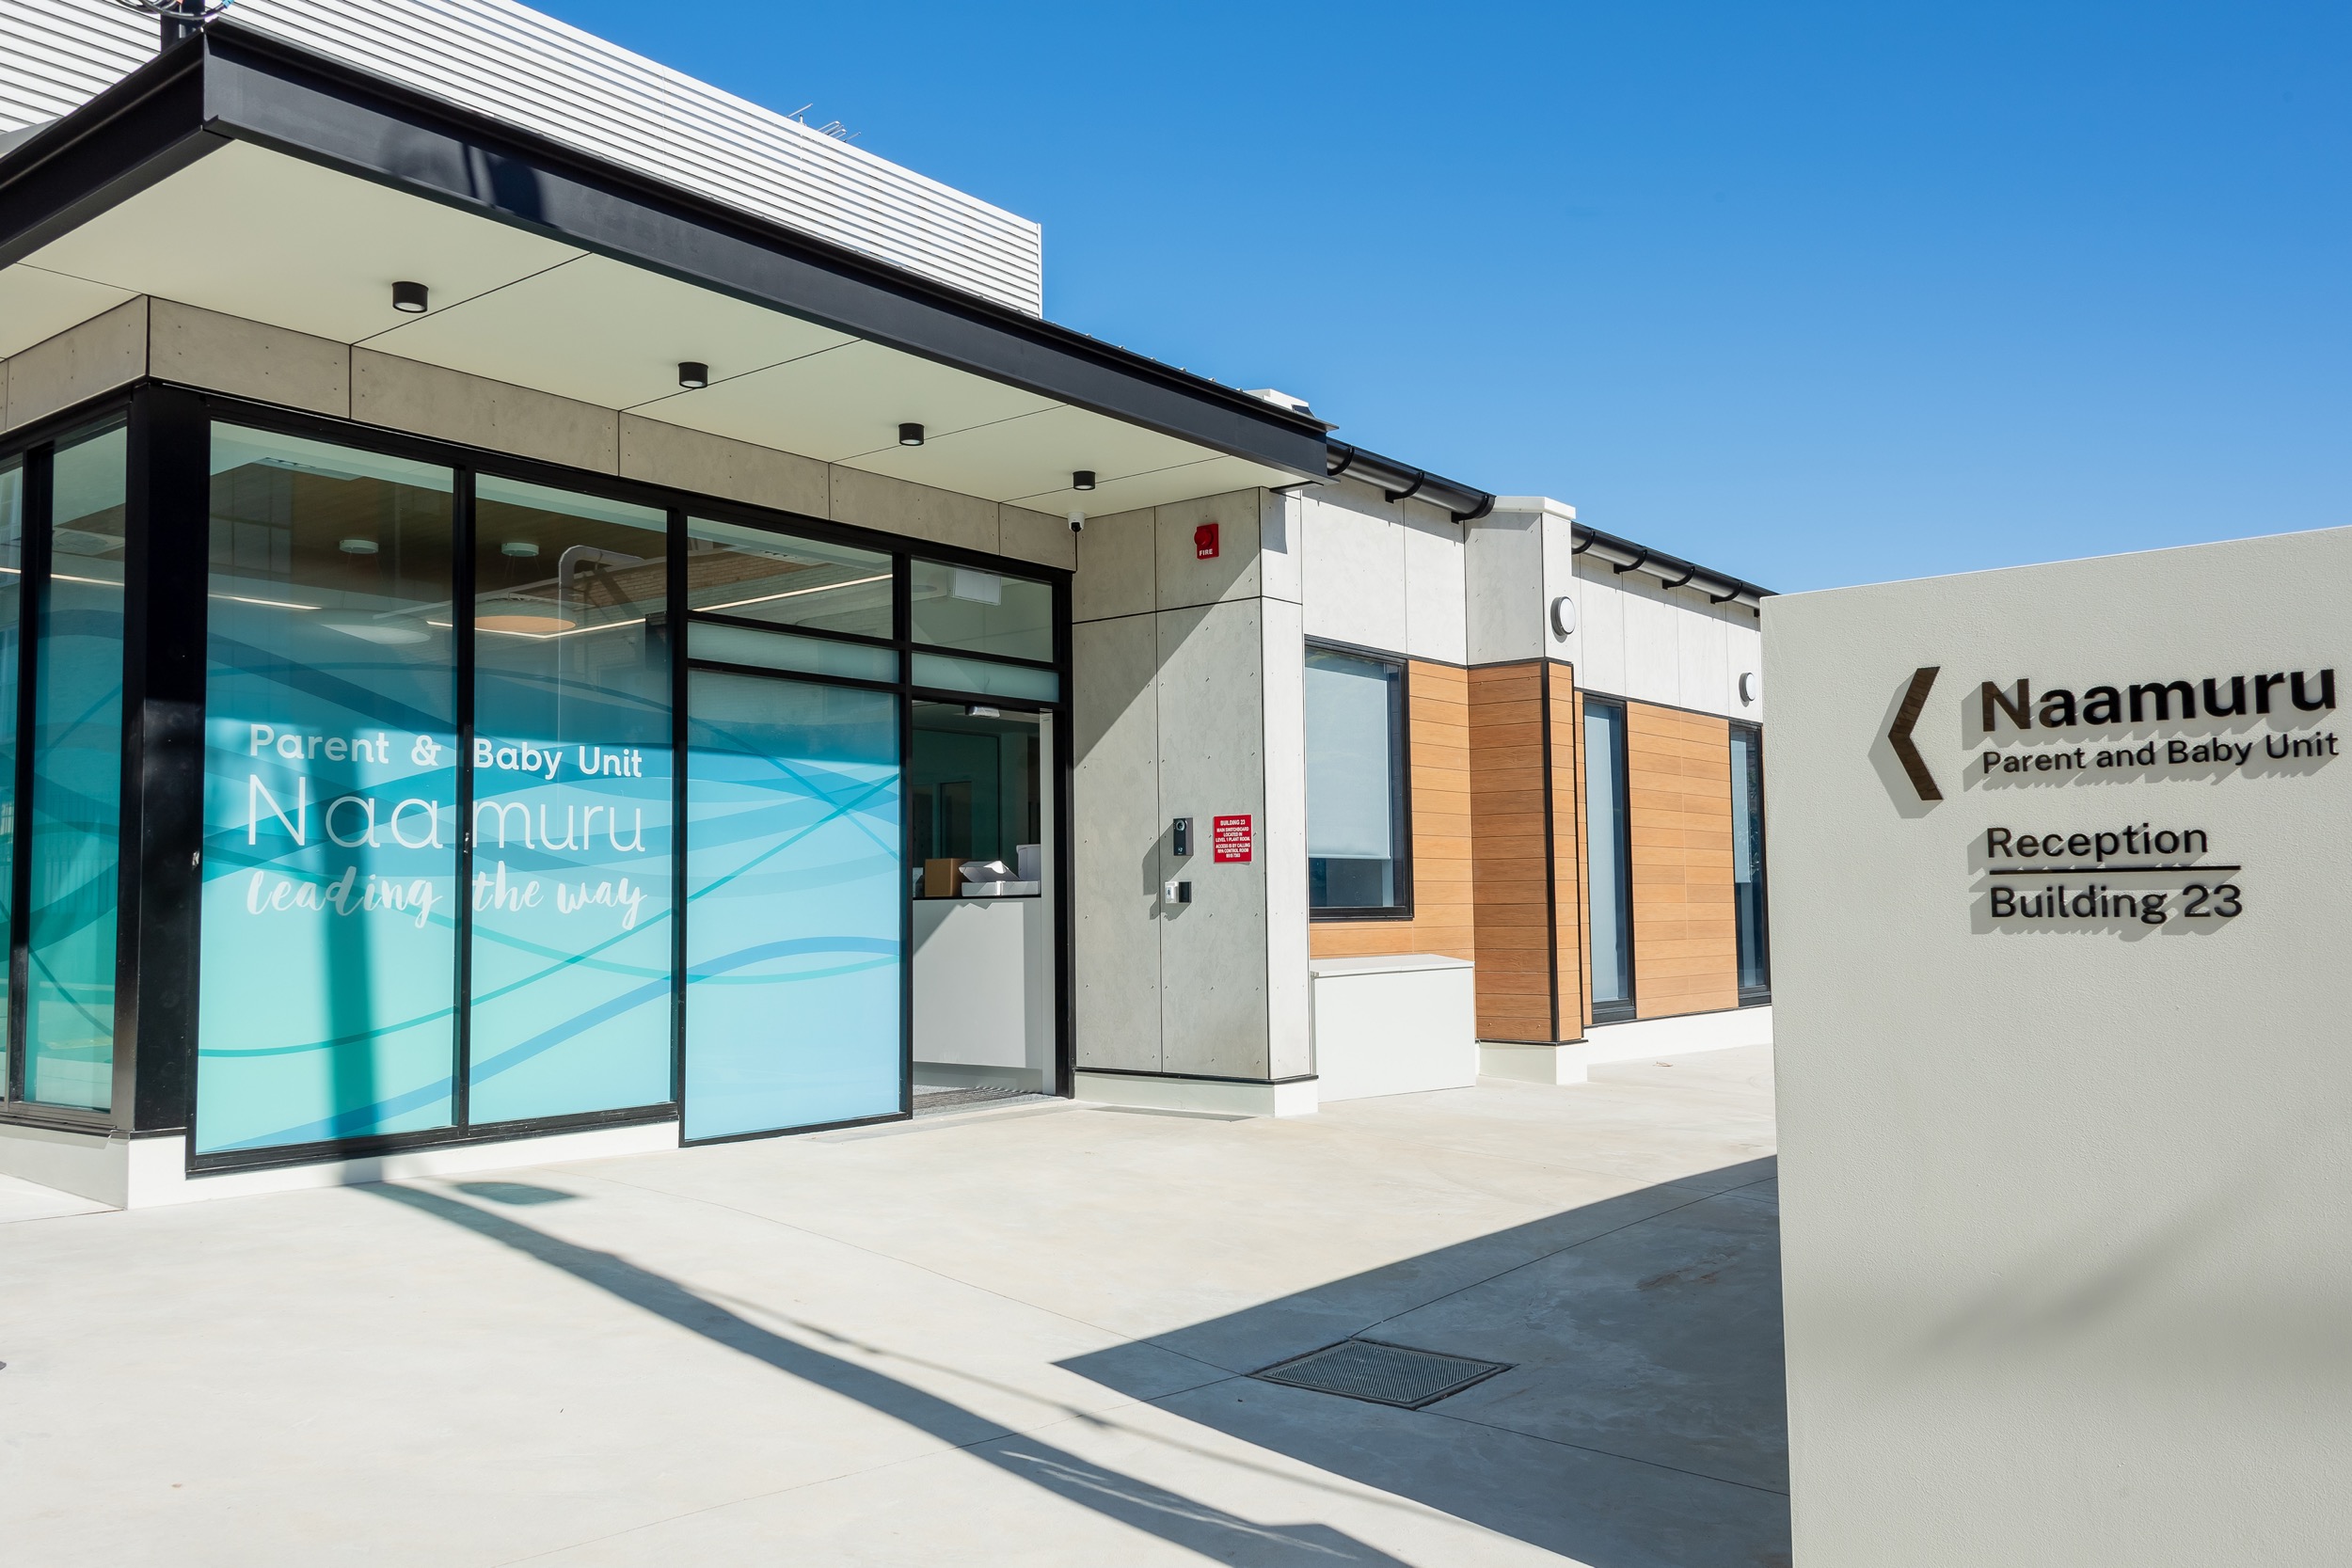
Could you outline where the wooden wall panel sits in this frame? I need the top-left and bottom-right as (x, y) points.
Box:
(1310, 660), (1474, 964)
(1625, 702), (1738, 1019)
(1464, 661), (1554, 1039)
(1549, 671), (1590, 1036)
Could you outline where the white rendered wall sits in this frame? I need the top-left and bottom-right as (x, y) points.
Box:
(1766, 528), (2352, 1566)
(1295, 478), (1470, 666)
(1467, 497), (1762, 721)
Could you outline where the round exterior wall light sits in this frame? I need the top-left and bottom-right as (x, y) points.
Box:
(1549, 595), (1577, 640)
(391, 281), (428, 314)
(1739, 672), (1757, 705)
(898, 422), (925, 447)
(1072, 469), (1096, 492)
(676, 361), (709, 390)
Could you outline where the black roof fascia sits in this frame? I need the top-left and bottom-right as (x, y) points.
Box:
(0, 23), (1328, 481)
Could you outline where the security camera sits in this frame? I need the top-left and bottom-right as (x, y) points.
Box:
(1068, 509), (1086, 534)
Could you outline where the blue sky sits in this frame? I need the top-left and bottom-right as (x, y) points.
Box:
(541, 1), (2348, 594)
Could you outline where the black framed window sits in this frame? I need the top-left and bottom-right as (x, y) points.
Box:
(1305, 645), (1409, 917)
(1584, 695), (1635, 1022)
(1730, 721), (1770, 1002)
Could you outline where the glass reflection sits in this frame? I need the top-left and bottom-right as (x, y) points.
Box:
(686, 517), (891, 639)
(469, 477), (673, 1123)
(197, 426), (457, 1151)
(24, 424), (127, 1110)
(909, 559), (1051, 663)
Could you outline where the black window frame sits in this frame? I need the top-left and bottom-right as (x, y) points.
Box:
(1303, 639), (1413, 923)
(1582, 692), (1637, 1024)
(1730, 720), (1771, 1006)
(0, 381), (1077, 1169)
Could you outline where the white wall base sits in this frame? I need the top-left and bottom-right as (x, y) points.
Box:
(1480, 1006), (1772, 1085)
(1583, 1005), (1772, 1065)
(1478, 1041), (1592, 1085)
(0, 1117), (683, 1210)
(1311, 954), (1476, 1102)
(1073, 1071), (1318, 1117)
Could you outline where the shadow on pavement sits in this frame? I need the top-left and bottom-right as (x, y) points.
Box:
(1062, 1159), (1792, 1568)
(365, 1181), (1412, 1565)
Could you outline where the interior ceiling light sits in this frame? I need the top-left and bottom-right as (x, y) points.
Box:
(325, 620), (431, 646)
(1072, 470), (1096, 492)
(677, 361), (709, 390)
(339, 537), (379, 555)
(391, 280), (428, 314)
(477, 594), (579, 636)
(898, 422), (925, 447)
(501, 541), (540, 558)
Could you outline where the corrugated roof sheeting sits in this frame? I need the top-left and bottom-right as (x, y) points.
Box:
(0, 0), (1047, 315)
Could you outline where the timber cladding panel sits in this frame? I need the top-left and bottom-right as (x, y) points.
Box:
(1464, 661), (1558, 1041)
(1309, 660), (1472, 963)
(1624, 700), (1739, 1019)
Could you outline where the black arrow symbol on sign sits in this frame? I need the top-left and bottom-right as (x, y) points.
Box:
(1890, 666), (1942, 801)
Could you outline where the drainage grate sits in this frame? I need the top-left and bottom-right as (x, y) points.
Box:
(1253, 1338), (1510, 1410)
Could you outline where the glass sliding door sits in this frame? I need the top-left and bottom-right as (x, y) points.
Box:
(684, 670), (901, 1139)
(1730, 722), (1770, 1000)
(1584, 695), (1635, 1022)
(467, 478), (674, 1124)
(195, 427), (459, 1152)
(0, 457), (20, 1101)
(24, 424), (128, 1109)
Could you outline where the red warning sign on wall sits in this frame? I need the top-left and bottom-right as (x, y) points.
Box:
(1195, 522), (1220, 560)
(1213, 815), (1253, 863)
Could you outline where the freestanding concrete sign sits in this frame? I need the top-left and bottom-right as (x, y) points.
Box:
(1764, 528), (2352, 1566)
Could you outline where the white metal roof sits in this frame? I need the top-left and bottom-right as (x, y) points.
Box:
(0, 0), (1046, 314)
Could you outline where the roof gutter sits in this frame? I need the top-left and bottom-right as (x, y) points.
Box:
(1568, 521), (1772, 610)
(1324, 441), (1494, 524)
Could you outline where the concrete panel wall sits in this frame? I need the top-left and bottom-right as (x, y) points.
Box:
(1402, 498), (1468, 665)
(1069, 488), (1310, 1085)
(1071, 613), (1163, 1071)
(1155, 600), (1272, 1078)
(2, 295), (146, 430)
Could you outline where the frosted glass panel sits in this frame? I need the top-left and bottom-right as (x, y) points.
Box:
(685, 672), (900, 1139)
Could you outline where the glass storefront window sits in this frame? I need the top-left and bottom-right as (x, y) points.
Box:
(196, 427), (458, 1152)
(0, 457), (21, 1099)
(911, 701), (1042, 895)
(909, 559), (1051, 663)
(686, 517), (891, 640)
(24, 424), (127, 1110)
(469, 478), (674, 1123)
(1585, 696), (1635, 1018)
(1305, 647), (1406, 913)
(684, 672), (900, 1140)
(1731, 723), (1770, 998)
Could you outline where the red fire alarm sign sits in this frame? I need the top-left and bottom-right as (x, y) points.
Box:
(1195, 522), (1219, 560)
(1213, 814), (1252, 863)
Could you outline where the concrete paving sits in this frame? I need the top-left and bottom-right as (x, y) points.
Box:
(0, 1048), (1787, 1567)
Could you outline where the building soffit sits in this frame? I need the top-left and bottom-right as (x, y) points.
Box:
(0, 22), (1327, 515)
